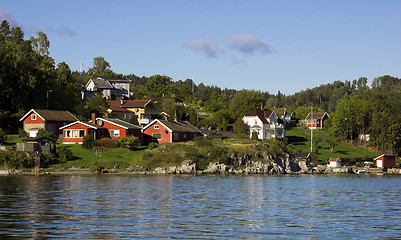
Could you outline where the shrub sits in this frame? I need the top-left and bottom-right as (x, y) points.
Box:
(0, 151), (35, 169)
(58, 146), (72, 163)
(194, 136), (212, 148)
(118, 136), (139, 150)
(82, 135), (96, 149)
(18, 128), (27, 138)
(41, 153), (57, 167)
(148, 142), (158, 150)
(97, 138), (120, 148)
(251, 131), (259, 140)
(0, 129), (6, 144)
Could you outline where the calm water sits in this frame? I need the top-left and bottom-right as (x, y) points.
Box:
(0, 174), (400, 239)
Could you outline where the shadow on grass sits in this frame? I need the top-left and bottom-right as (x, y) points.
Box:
(287, 136), (307, 144)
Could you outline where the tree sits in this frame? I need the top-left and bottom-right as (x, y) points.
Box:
(251, 131), (259, 140)
(88, 56), (111, 75)
(233, 119), (248, 135)
(229, 89), (264, 118)
(30, 32), (50, 56)
(118, 136), (140, 150)
(85, 93), (107, 116)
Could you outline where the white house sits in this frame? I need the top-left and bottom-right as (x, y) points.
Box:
(328, 157), (342, 167)
(82, 77), (131, 100)
(242, 108), (286, 141)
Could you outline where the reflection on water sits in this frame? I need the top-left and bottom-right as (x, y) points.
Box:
(0, 175), (400, 239)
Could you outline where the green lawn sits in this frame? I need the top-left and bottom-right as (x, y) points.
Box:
(3, 135), (24, 150)
(286, 127), (378, 164)
(52, 143), (146, 170)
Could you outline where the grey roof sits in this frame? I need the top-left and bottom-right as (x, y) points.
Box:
(20, 109), (78, 122)
(100, 118), (142, 129)
(158, 119), (202, 133)
(92, 78), (113, 89)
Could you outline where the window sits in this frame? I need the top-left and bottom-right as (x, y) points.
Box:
(31, 114), (36, 120)
(64, 129), (85, 138)
(183, 133), (187, 139)
(174, 133), (179, 140)
(99, 130), (104, 137)
(154, 125), (159, 129)
(254, 119), (257, 124)
(152, 133), (162, 140)
(109, 130), (120, 137)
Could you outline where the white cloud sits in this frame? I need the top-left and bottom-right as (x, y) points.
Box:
(183, 37), (223, 58)
(226, 34), (270, 55)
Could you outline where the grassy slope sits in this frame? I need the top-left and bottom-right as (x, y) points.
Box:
(286, 127), (378, 164)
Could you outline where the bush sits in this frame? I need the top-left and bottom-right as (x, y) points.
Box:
(41, 153), (57, 167)
(82, 135), (96, 149)
(0, 151), (35, 169)
(0, 129), (7, 144)
(97, 138), (120, 148)
(18, 128), (27, 138)
(194, 136), (212, 148)
(58, 146), (72, 163)
(251, 131), (259, 140)
(148, 142), (158, 150)
(118, 136), (139, 150)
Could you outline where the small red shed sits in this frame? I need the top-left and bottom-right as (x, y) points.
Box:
(59, 121), (107, 144)
(374, 154), (397, 168)
(93, 118), (142, 143)
(142, 119), (203, 145)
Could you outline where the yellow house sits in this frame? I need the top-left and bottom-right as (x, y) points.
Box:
(106, 100), (159, 126)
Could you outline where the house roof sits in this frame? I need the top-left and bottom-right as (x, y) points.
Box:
(96, 118), (142, 129)
(20, 109), (78, 122)
(107, 100), (159, 112)
(329, 157), (341, 162)
(273, 107), (286, 115)
(91, 78), (113, 89)
(59, 121), (107, 130)
(144, 119), (202, 134)
(22, 136), (50, 142)
(374, 154), (397, 160)
(244, 108), (273, 124)
(305, 112), (330, 120)
(250, 125), (262, 129)
(104, 78), (131, 83)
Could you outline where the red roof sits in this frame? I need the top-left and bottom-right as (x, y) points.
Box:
(107, 100), (157, 112)
(244, 108), (273, 124)
(305, 112), (329, 120)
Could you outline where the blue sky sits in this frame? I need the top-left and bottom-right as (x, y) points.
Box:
(1, 0), (400, 95)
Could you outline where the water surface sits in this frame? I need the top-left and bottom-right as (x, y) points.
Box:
(0, 175), (400, 239)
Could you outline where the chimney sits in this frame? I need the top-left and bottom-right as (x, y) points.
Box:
(120, 99), (124, 106)
(174, 110), (177, 122)
(92, 113), (96, 125)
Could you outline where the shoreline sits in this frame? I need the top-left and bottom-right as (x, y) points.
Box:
(1, 166), (400, 176)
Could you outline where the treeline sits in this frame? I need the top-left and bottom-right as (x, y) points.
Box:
(1, 20), (401, 153)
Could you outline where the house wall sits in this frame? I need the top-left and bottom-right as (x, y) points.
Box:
(376, 156), (396, 168)
(143, 122), (171, 145)
(243, 116), (266, 139)
(62, 123), (91, 144)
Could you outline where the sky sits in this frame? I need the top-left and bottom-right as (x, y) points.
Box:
(1, 0), (400, 95)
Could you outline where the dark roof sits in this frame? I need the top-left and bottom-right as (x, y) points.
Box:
(107, 100), (158, 111)
(100, 118), (142, 129)
(92, 78), (113, 89)
(158, 119), (202, 133)
(305, 112), (329, 120)
(293, 153), (311, 158)
(121, 100), (151, 108)
(21, 109), (77, 122)
(107, 100), (130, 112)
(22, 136), (50, 142)
(105, 78), (131, 83)
(244, 108), (273, 124)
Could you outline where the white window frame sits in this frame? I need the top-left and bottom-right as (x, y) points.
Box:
(152, 133), (162, 140)
(31, 114), (36, 120)
(64, 129), (85, 138)
(154, 125), (159, 129)
(114, 130), (120, 137)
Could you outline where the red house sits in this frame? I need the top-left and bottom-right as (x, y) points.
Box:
(305, 112), (330, 129)
(374, 154), (397, 168)
(142, 119), (203, 145)
(93, 118), (142, 143)
(20, 109), (78, 137)
(59, 121), (107, 144)
(60, 117), (142, 144)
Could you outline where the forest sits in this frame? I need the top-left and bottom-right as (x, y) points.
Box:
(1, 19), (401, 154)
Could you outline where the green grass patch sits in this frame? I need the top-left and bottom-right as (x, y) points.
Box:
(4, 135), (25, 150)
(52, 143), (146, 170)
(286, 126), (378, 164)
